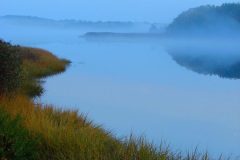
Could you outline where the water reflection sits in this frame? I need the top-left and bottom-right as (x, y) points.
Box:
(165, 39), (240, 79)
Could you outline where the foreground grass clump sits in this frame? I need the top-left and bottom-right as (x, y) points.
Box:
(0, 95), (216, 160)
(1, 95), (112, 160)
(0, 95), (120, 160)
(0, 107), (38, 160)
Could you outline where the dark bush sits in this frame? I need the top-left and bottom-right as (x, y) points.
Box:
(0, 40), (22, 94)
(0, 108), (38, 160)
(22, 79), (43, 97)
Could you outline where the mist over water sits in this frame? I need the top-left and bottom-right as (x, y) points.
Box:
(1, 14), (240, 157)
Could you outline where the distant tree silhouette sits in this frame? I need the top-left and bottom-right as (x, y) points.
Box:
(167, 3), (240, 35)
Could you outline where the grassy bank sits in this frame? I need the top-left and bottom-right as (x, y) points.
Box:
(19, 47), (70, 97)
(0, 95), (214, 160)
(0, 40), (220, 160)
(20, 47), (70, 78)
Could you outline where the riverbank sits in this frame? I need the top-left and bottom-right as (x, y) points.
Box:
(0, 41), (218, 159)
(20, 47), (70, 97)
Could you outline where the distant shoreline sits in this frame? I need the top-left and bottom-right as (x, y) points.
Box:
(82, 32), (165, 40)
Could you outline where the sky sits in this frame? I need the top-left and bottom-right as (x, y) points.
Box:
(0, 0), (239, 23)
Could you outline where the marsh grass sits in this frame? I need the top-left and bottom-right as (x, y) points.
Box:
(20, 47), (70, 78)
(0, 107), (38, 160)
(0, 95), (223, 160)
(19, 47), (70, 97)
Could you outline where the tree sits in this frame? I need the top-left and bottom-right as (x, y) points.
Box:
(0, 40), (22, 94)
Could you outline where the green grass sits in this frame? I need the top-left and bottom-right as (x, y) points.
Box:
(0, 107), (38, 159)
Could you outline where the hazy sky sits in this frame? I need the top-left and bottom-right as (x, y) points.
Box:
(0, 0), (239, 23)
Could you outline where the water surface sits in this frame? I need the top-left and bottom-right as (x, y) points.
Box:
(1, 28), (240, 156)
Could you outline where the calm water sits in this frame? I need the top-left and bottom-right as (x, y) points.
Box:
(2, 28), (240, 156)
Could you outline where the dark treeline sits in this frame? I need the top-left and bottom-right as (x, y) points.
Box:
(167, 3), (240, 37)
(83, 32), (164, 40)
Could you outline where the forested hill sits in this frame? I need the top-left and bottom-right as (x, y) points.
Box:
(167, 3), (240, 36)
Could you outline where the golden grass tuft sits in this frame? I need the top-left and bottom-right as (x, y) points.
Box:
(18, 47), (70, 97)
(20, 47), (70, 78)
(0, 95), (122, 160)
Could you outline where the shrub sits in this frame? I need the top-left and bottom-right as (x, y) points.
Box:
(0, 40), (22, 94)
(0, 108), (38, 160)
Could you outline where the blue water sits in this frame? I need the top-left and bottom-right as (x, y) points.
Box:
(38, 39), (240, 157)
(1, 27), (240, 157)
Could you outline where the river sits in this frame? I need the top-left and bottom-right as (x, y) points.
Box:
(1, 27), (240, 157)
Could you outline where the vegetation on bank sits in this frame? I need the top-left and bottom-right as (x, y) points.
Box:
(0, 40), (223, 159)
(20, 47), (70, 96)
(0, 40), (22, 94)
(0, 95), (216, 160)
(0, 40), (70, 97)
